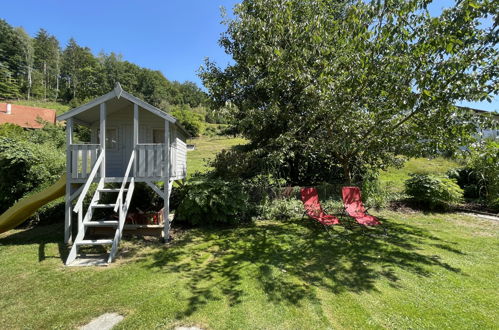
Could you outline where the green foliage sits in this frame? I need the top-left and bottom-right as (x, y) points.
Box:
(258, 198), (303, 221)
(0, 19), (23, 99)
(175, 175), (254, 226)
(447, 168), (482, 199)
(457, 140), (499, 208)
(129, 183), (163, 212)
(200, 0), (498, 184)
(35, 198), (65, 225)
(0, 136), (65, 213)
(0, 123), (65, 214)
(0, 64), (20, 99)
(405, 174), (463, 210)
(168, 104), (205, 137)
(210, 143), (345, 185)
(32, 29), (59, 100)
(361, 171), (400, 209)
(0, 123), (25, 138)
(203, 123), (229, 137)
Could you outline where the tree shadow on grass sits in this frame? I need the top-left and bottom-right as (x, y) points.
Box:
(0, 223), (68, 263)
(142, 216), (465, 318)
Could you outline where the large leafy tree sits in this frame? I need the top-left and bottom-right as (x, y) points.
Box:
(201, 0), (498, 184)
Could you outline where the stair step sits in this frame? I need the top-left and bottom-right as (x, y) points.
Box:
(68, 255), (109, 267)
(92, 204), (116, 208)
(99, 188), (127, 193)
(76, 239), (114, 245)
(84, 220), (118, 227)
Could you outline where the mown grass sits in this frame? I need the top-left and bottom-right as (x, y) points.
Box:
(9, 99), (71, 115)
(186, 135), (247, 176)
(379, 157), (460, 193)
(0, 211), (497, 329)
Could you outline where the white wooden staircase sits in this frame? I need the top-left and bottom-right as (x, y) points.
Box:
(66, 152), (135, 266)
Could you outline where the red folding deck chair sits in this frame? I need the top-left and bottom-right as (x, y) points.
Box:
(341, 186), (387, 235)
(300, 187), (342, 238)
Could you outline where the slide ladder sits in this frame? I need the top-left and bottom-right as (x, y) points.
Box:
(66, 152), (135, 266)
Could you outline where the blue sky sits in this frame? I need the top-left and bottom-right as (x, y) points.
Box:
(0, 0), (496, 112)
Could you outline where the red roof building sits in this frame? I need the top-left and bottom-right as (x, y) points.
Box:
(0, 103), (56, 128)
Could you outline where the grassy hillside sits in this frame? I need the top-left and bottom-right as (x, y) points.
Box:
(9, 100), (71, 115)
(186, 135), (460, 192)
(186, 135), (248, 176)
(379, 157), (460, 193)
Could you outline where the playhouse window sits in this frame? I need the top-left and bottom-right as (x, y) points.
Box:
(97, 128), (118, 149)
(153, 129), (164, 143)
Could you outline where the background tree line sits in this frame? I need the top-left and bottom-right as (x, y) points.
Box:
(0, 19), (226, 135)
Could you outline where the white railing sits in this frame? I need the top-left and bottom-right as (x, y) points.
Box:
(109, 151), (135, 263)
(73, 151), (104, 214)
(136, 144), (166, 178)
(114, 151), (135, 212)
(70, 144), (101, 179)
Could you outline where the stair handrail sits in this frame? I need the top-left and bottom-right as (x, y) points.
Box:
(114, 150), (135, 212)
(108, 177), (135, 263)
(73, 151), (104, 213)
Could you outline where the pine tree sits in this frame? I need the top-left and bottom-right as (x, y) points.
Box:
(34, 29), (60, 100)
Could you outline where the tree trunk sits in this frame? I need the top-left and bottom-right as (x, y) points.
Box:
(55, 60), (60, 101)
(43, 62), (47, 100)
(55, 74), (59, 101)
(27, 66), (32, 100)
(342, 159), (351, 185)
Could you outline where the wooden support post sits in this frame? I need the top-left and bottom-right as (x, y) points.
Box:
(100, 103), (106, 178)
(64, 118), (73, 244)
(163, 120), (170, 241)
(133, 103), (139, 175)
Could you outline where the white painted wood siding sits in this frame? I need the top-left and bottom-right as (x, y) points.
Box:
(88, 104), (188, 179)
(91, 106), (169, 176)
(174, 137), (187, 178)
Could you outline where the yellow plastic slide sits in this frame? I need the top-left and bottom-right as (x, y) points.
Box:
(0, 174), (66, 234)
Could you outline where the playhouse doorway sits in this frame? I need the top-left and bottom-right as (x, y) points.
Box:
(100, 125), (133, 177)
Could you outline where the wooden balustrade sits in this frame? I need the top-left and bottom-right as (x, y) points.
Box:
(70, 144), (101, 179)
(136, 144), (167, 178)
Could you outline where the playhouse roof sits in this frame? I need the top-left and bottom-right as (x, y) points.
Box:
(57, 83), (190, 136)
(0, 103), (56, 128)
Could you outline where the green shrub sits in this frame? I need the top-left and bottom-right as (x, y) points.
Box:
(0, 137), (65, 213)
(463, 140), (499, 206)
(36, 198), (65, 225)
(490, 197), (499, 212)
(258, 198), (303, 220)
(175, 175), (254, 226)
(359, 171), (398, 209)
(447, 168), (481, 199)
(405, 173), (463, 210)
(0, 122), (66, 219)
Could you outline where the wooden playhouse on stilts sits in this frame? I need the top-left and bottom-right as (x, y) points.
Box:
(58, 83), (188, 266)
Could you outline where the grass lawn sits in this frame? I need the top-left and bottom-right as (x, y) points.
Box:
(1, 211), (498, 329)
(9, 99), (71, 116)
(379, 157), (460, 193)
(2, 135), (490, 328)
(186, 135), (247, 176)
